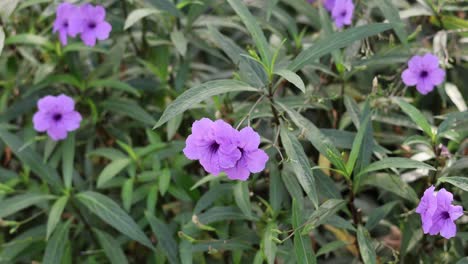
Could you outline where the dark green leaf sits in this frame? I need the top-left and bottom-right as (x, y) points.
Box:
(293, 199), (316, 264)
(357, 158), (435, 178)
(43, 220), (71, 264)
(302, 199), (346, 234)
(357, 225), (376, 264)
(374, 0), (408, 44)
(0, 193), (55, 218)
(146, 212), (180, 264)
(94, 229), (129, 264)
(365, 201), (398, 230)
(395, 98), (434, 139)
(46, 196), (68, 240)
(438, 176), (468, 192)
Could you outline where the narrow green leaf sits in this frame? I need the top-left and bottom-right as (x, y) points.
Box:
(357, 225), (376, 264)
(101, 99), (156, 125)
(171, 30), (188, 57)
(146, 212), (180, 264)
(5, 34), (53, 49)
(197, 206), (250, 224)
(43, 220), (71, 264)
(292, 199), (316, 264)
(316, 241), (348, 257)
(0, 193), (55, 218)
(358, 157), (435, 178)
(274, 69), (305, 93)
(94, 229), (129, 264)
(62, 132), (75, 189)
(234, 181), (252, 218)
(89, 79), (141, 97)
(146, 0), (181, 17)
(76, 191), (153, 249)
(363, 174), (418, 204)
(374, 0), (408, 44)
(280, 126), (318, 208)
(0, 26), (4, 56)
(346, 114), (371, 176)
(193, 184), (233, 215)
(395, 98), (434, 138)
(154, 80), (258, 128)
(46, 196), (68, 240)
(263, 222), (278, 264)
(365, 201), (398, 230)
(124, 8), (160, 30)
(438, 177), (468, 192)
(97, 158), (131, 188)
(302, 199), (346, 234)
(122, 178), (134, 212)
(288, 23), (392, 72)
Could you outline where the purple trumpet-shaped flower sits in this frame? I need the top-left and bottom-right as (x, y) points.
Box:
(53, 3), (82, 45)
(225, 127), (269, 181)
(79, 4), (112, 47)
(331, 0), (354, 29)
(33, 94), (82, 141)
(401, 53), (446, 95)
(415, 185), (437, 234)
(428, 188), (463, 239)
(183, 118), (241, 175)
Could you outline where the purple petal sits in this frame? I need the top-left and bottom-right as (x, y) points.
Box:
(225, 159), (251, 181)
(428, 212), (443, 235)
(59, 30), (68, 46)
(183, 135), (200, 160)
(408, 55), (423, 70)
(437, 188), (453, 210)
(199, 150), (221, 175)
(422, 218), (433, 234)
(324, 0), (335, 11)
(37, 96), (57, 111)
(47, 125), (68, 141)
(56, 94), (75, 112)
(63, 111), (82, 131)
(439, 219), (456, 239)
(81, 31), (97, 47)
(245, 149), (269, 173)
(449, 205), (463, 221)
(95, 22), (112, 40)
(421, 53), (440, 70)
(428, 68), (445, 86)
(93, 5), (107, 21)
(33, 112), (50, 132)
(218, 144), (241, 169)
(401, 69), (418, 86)
(415, 79), (434, 95)
(238, 127), (261, 151)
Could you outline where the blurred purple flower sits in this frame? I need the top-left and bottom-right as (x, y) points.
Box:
(428, 188), (463, 239)
(415, 185), (437, 233)
(225, 127), (269, 181)
(33, 94), (82, 141)
(401, 53), (446, 95)
(331, 0), (354, 28)
(183, 118), (241, 175)
(307, 0), (316, 3)
(79, 4), (112, 47)
(53, 3), (82, 45)
(324, 0), (335, 12)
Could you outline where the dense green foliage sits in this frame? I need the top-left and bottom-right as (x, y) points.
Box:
(0, 0), (467, 263)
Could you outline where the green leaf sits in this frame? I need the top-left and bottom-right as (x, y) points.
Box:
(89, 79), (141, 97)
(365, 201), (398, 231)
(146, 212), (180, 264)
(122, 178), (134, 212)
(374, 0), (408, 44)
(154, 80), (258, 128)
(146, 0), (181, 17)
(0, 26), (4, 56)
(363, 174), (419, 204)
(46, 196), (68, 240)
(159, 168), (171, 195)
(280, 126), (318, 208)
(288, 23), (392, 72)
(357, 225), (376, 264)
(346, 114), (371, 177)
(302, 199), (346, 234)
(62, 132), (75, 189)
(171, 30), (188, 57)
(193, 184), (233, 215)
(234, 181), (252, 218)
(5, 34), (53, 49)
(357, 157), (435, 178)
(438, 177), (468, 192)
(0, 193), (55, 218)
(124, 8), (160, 30)
(197, 206), (250, 224)
(274, 69), (305, 93)
(94, 229), (129, 264)
(227, 0), (272, 69)
(42, 220), (71, 264)
(97, 158), (131, 188)
(292, 199), (316, 264)
(0, 129), (62, 189)
(263, 222), (278, 264)
(101, 99), (156, 125)
(317, 241), (348, 257)
(395, 98), (434, 139)
(76, 191), (153, 249)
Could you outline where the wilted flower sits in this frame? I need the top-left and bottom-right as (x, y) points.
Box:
(225, 127), (269, 181)
(79, 4), (112, 47)
(53, 3), (82, 45)
(416, 186), (463, 239)
(401, 53), (446, 95)
(331, 0), (354, 28)
(33, 94), (82, 141)
(183, 118), (268, 181)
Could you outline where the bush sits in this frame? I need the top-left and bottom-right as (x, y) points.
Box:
(0, 0), (467, 263)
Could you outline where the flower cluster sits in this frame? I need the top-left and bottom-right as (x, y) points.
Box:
(416, 186), (463, 239)
(402, 53), (446, 95)
(324, 0), (354, 29)
(183, 118), (269, 181)
(33, 94), (82, 141)
(53, 2), (112, 47)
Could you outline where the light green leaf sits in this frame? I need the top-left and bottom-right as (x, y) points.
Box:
(101, 99), (156, 125)
(122, 178), (134, 212)
(0, 26), (4, 56)
(124, 8), (160, 30)
(363, 174), (418, 204)
(357, 225), (376, 264)
(274, 69), (305, 93)
(445, 83), (467, 111)
(43, 220), (71, 264)
(97, 158), (131, 188)
(357, 157), (435, 178)
(62, 133), (75, 189)
(374, 0), (408, 44)
(293, 199), (316, 264)
(302, 199), (346, 234)
(171, 30), (188, 57)
(0, 193), (55, 218)
(146, 0), (181, 17)
(346, 114), (370, 176)
(317, 241), (348, 257)
(438, 177), (468, 192)
(159, 168), (171, 195)
(46, 196), (68, 240)
(89, 79), (141, 97)
(0, 0), (20, 19)
(76, 191), (153, 249)
(146, 212), (180, 264)
(154, 80), (258, 128)
(365, 201), (398, 231)
(234, 181), (252, 218)
(263, 222), (278, 264)
(197, 206), (249, 224)
(5, 34), (53, 49)
(94, 229), (129, 264)
(395, 98), (434, 139)
(288, 23), (392, 72)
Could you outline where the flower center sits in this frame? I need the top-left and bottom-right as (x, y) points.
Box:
(341, 11), (347, 17)
(419, 70), (429, 78)
(62, 21), (68, 28)
(88, 21), (97, 29)
(209, 142), (220, 153)
(52, 113), (63, 122)
(441, 211), (450, 220)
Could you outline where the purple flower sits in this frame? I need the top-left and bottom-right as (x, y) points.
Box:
(79, 4), (112, 47)
(183, 118), (241, 175)
(53, 3), (82, 45)
(331, 0), (354, 28)
(324, 0), (335, 12)
(401, 53), (446, 95)
(415, 186), (437, 233)
(225, 127), (269, 181)
(428, 188), (463, 239)
(33, 94), (82, 141)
